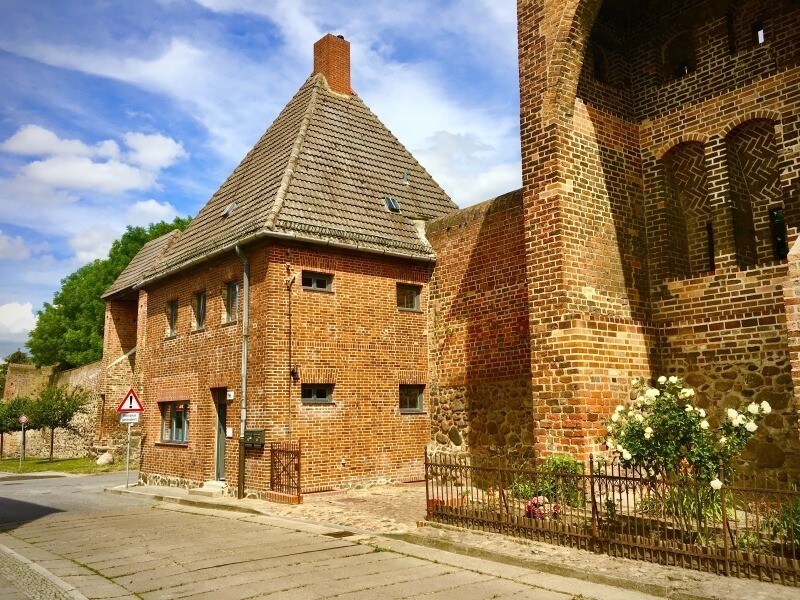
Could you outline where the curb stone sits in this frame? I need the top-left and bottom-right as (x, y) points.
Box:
(0, 543), (88, 600)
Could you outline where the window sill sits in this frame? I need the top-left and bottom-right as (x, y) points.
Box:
(397, 307), (422, 313)
(155, 441), (189, 447)
(190, 327), (205, 334)
(400, 410), (426, 415)
(302, 401), (336, 406)
(164, 334), (177, 340)
(301, 288), (334, 294)
(221, 320), (238, 328)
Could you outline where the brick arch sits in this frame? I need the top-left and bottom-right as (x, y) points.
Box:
(654, 133), (709, 160)
(721, 111), (782, 137)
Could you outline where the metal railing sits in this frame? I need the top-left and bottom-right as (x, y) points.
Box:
(425, 452), (800, 586)
(270, 440), (302, 500)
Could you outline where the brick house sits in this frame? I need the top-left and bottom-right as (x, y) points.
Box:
(100, 34), (457, 494)
(103, 0), (800, 493)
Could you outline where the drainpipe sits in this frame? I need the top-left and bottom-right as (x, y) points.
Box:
(235, 245), (250, 499)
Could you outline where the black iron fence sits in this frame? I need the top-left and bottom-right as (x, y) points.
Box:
(425, 452), (800, 586)
(270, 440), (302, 500)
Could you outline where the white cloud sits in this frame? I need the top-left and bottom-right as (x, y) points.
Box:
(21, 155), (157, 194)
(0, 302), (36, 339)
(124, 132), (186, 171)
(69, 227), (118, 264)
(0, 230), (30, 259)
(126, 199), (178, 226)
(1, 124), (120, 159)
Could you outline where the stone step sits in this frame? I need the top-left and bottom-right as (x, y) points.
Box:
(188, 481), (227, 498)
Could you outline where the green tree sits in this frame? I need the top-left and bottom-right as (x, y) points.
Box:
(27, 217), (191, 369)
(0, 395), (32, 458)
(0, 349), (31, 395)
(28, 384), (91, 461)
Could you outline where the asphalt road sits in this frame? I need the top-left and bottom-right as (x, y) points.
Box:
(0, 473), (658, 600)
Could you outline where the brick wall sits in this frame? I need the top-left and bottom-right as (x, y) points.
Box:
(507, 0), (800, 471)
(426, 190), (533, 456)
(129, 239), (432, 494)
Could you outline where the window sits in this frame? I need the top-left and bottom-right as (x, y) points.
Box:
(663, 31), (696, 80)
(770, 207), (789, 261)
(706, 223), (715, 273)
(399, 385), (424, 413)
(752, 23), (765, 45)
(301, 271), (333, 291)
(385, 196), (401, 213)
(301, 384), (333, 404)
(167, 300), (178, 337)
(192, 291), (206, 330)
(397, 283), (421, 311)
(224, 281), (238, 323)
(161, 402), (189, 443)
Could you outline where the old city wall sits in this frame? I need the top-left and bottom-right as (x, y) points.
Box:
(136, 239), (432, 494)
(515, 0), (800, 466)
(426, 190), (533, 457)
(2, 361), (101, 459)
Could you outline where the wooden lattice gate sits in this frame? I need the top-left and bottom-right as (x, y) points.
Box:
(270, 440), (302, 503)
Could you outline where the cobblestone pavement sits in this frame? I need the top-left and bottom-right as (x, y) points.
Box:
(0, 546), (79, 600)
(112, 481), (799, 600)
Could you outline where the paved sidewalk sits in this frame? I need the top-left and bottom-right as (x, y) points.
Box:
(105, 481), (796, 600)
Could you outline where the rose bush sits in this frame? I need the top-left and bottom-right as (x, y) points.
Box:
(603, 375), (770, 486)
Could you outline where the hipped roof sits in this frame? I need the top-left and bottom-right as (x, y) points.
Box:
(105, 73), (456, 298)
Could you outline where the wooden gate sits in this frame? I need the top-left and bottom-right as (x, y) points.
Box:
(270, 440), (302, 502)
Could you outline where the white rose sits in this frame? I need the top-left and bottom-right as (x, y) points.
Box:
(697, 408), (706, 418)
(615, 405), (624, 413)
(611, 413), (619, 422)
(644, 431), (652, 440)
(631, 378), (639, 386)
(645, 426), (653, 435)
(747, 402), (759, 415)
(760, 401), (772, 414)
(657, 376), (667, 385)
(683, 388), (695, 397)
(617, 444), (624, 452)
(719, 436), (727, 445)
(607, 424), (614, 432)
(622, 451), (632, 461)
(726, 408), (738, 421)
(685, 404), (693, 412)
(634, 413), (644, 423)
(668, 376), (678, 384)
(734, 415), (746, 427)
(700, 420), (709, 430)
(645, 388), (660, 398)
(745, 421), (758, 433)
(627, 410), (634, 417)
(710, 479), (723, 491)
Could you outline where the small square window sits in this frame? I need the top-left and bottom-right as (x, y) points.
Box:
(224, 281), (238, 323)
(192, 291), (206, 330)
(160, 402), (189, 443)
(301, 384), (333, 404)
(397, 284), (422, 311)
(167, 300), (178, 337)
(301, 271), (333, 291)
(399, 385), (424, 413)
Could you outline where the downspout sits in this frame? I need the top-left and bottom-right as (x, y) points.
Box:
(235, 245), (249, 499)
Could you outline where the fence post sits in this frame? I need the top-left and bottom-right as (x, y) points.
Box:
(424, 449), (430, 518)
(719, 459), (730, 576)
(589, 453), (599, 550)
(297, 440), (302, 500)
(497, 462), (505, 534)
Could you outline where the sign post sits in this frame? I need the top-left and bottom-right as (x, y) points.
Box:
(18, 414), (28, 470)
(116, 389), (143, 489)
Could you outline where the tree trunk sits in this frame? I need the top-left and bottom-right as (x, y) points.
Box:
(0, 433), (3, 459)
(49, 428), (54, 461)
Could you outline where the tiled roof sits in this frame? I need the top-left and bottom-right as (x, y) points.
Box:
(102, 230), (181, 299)
(139, 74), (457, 285)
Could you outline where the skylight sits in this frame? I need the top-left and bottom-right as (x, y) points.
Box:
(385, 196), (401, 213)
(221, 202), (236, 218)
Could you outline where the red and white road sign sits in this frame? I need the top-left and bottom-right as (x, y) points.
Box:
(116, 389), (144, 413)
(18, 414), (28, 425)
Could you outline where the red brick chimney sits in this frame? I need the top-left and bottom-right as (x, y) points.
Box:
(313, 34), (352, 95)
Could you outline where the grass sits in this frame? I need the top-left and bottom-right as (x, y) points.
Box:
(0, 456), (136, 475)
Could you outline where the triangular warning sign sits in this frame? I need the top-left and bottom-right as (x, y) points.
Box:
(117, 388), (144, 413)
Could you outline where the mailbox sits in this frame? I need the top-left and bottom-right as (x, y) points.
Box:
(243, 429), (265, 447)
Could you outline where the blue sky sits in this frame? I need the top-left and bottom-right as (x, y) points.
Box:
(0, 0), (521, 359)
